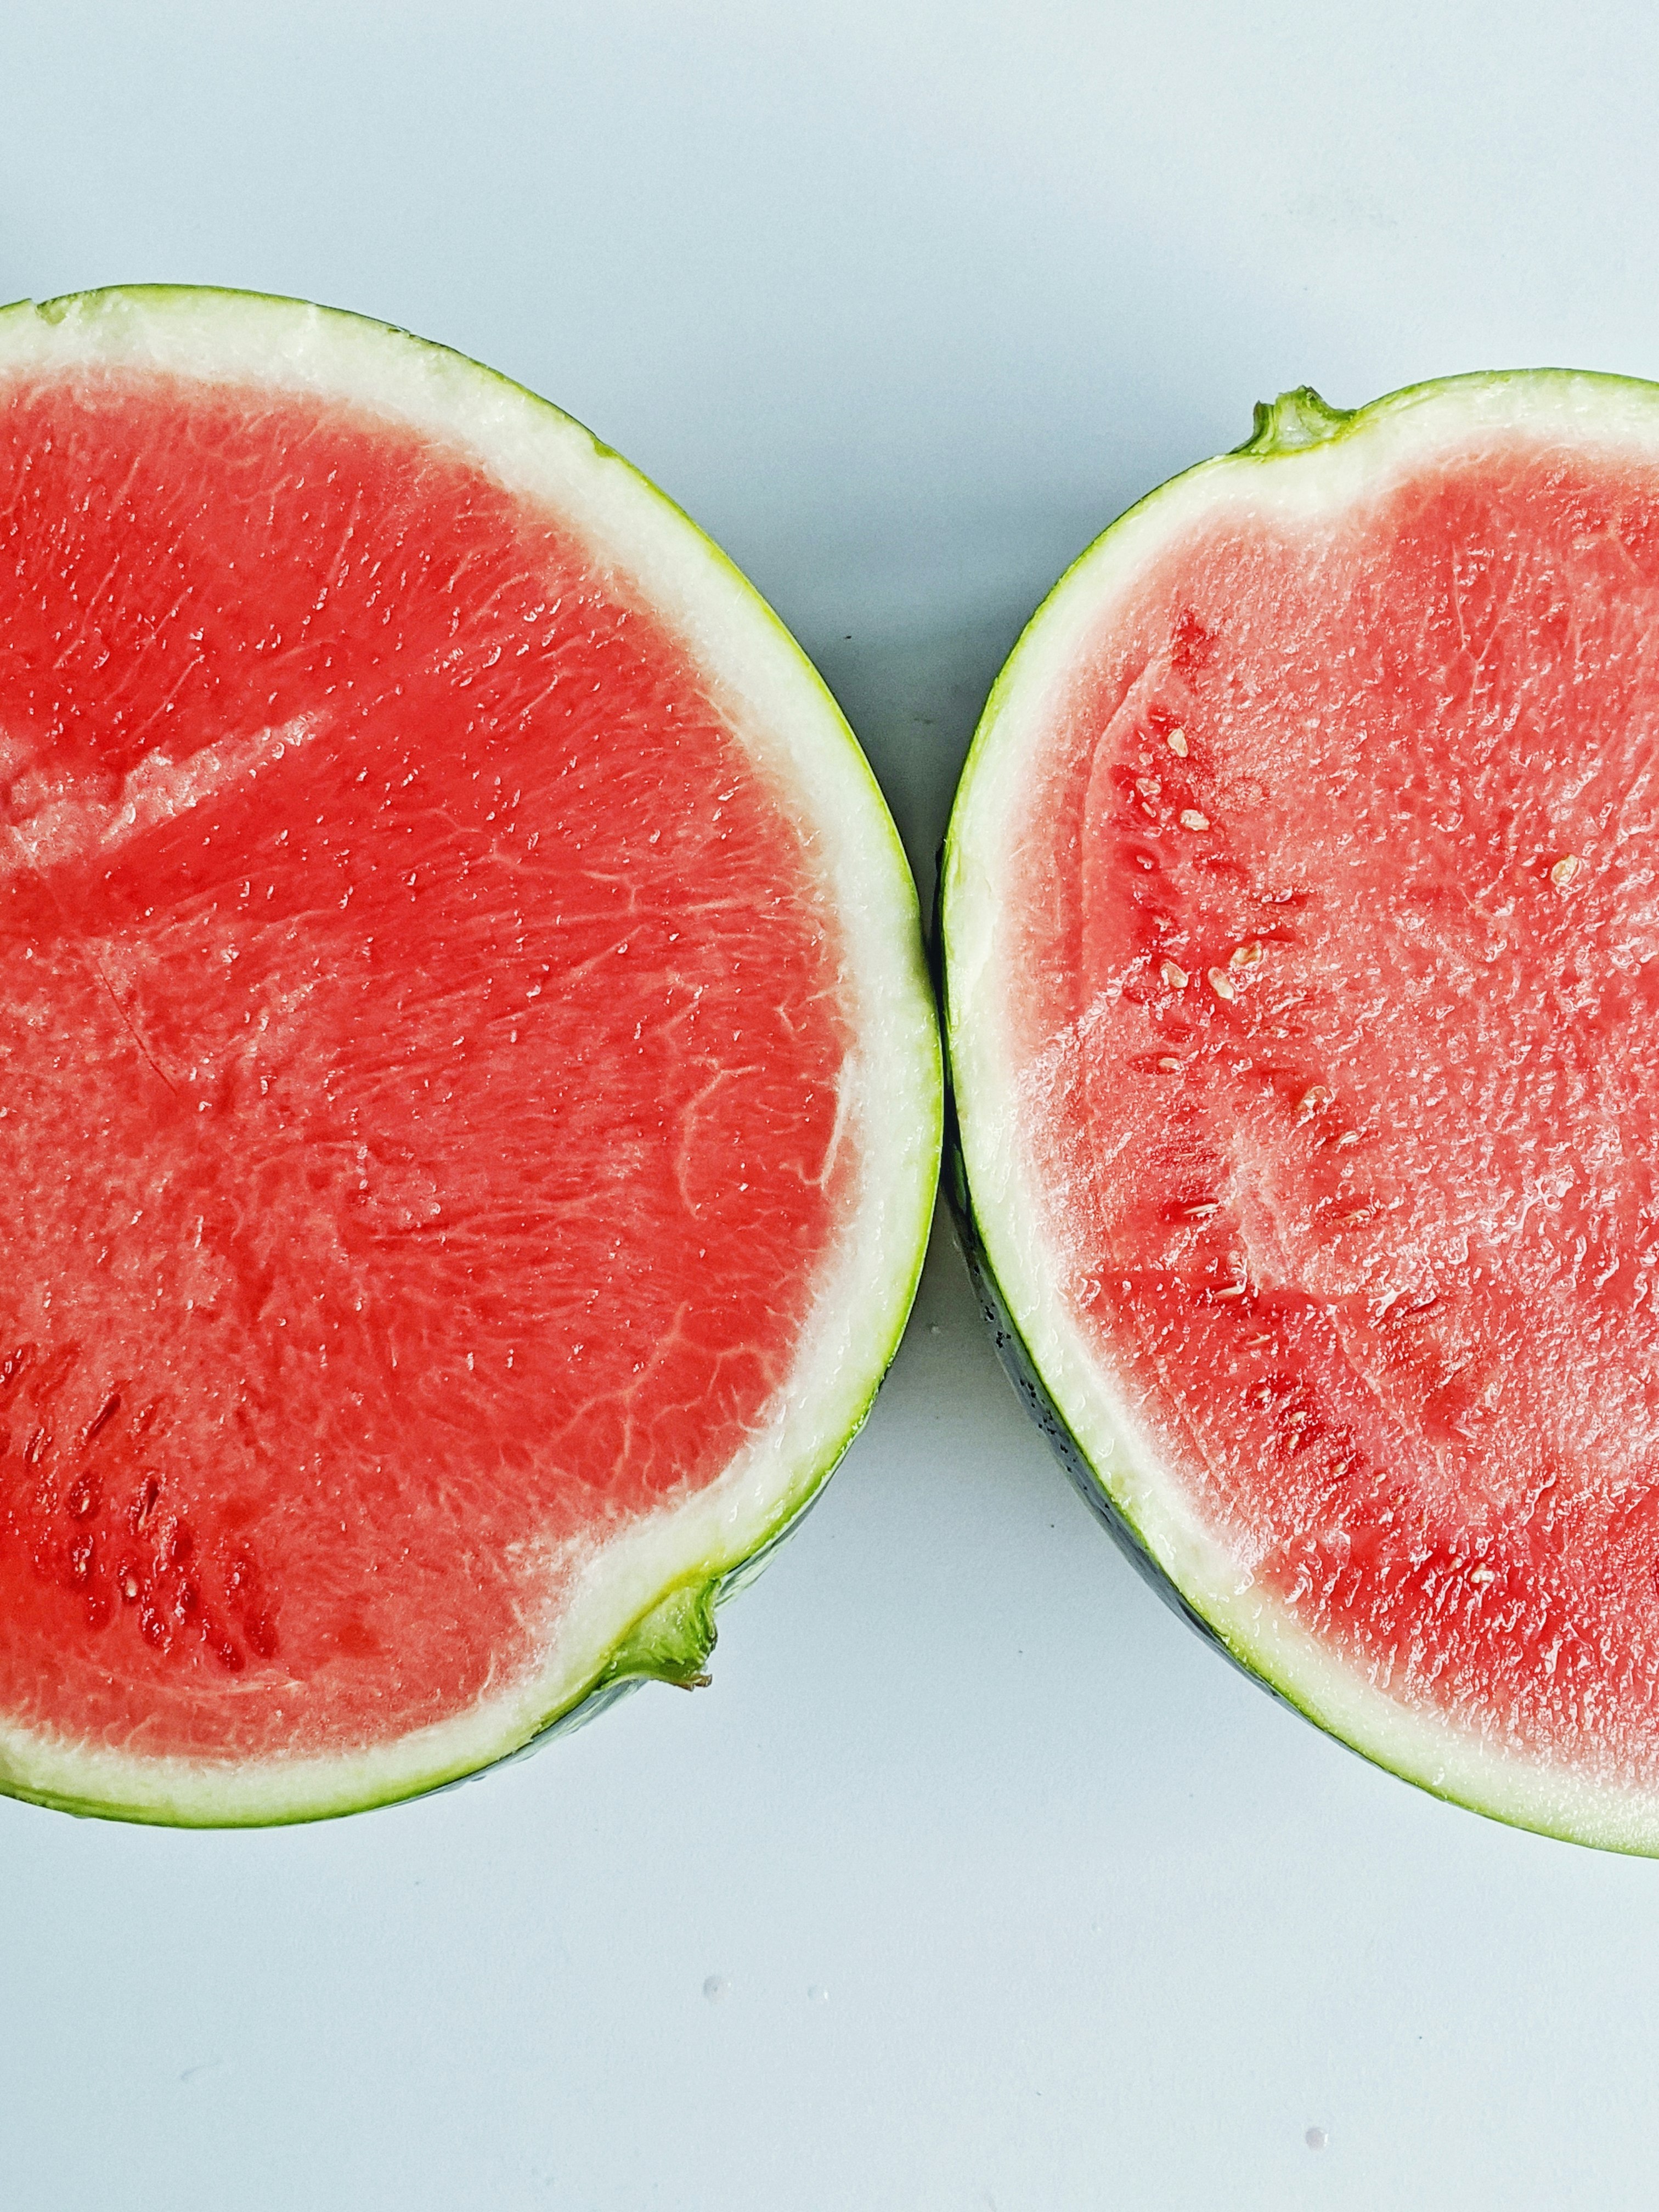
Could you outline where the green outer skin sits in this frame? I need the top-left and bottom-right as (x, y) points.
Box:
(0, 283), (943, 1828)
(939, 371), (1659, 1857)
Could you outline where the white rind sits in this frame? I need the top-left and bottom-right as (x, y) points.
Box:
(0, 285), (942, 1825)
(944, 369), (1659, 1857)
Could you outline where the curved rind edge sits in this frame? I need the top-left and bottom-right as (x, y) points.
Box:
(0, 283), (944, 1827)
(938, 365), (1659, 1859)
(930, 873), (1316, 1723)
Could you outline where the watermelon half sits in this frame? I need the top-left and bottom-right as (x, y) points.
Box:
(0, 285), (940, 1826)
(943, 374), (1659, 1854)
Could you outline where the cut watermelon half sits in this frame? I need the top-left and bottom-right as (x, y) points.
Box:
(943, 373), (1659, 1854)
(0, 285), (940, 1826)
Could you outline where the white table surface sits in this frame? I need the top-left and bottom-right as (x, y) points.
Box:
(4, 5), (1657, 2205)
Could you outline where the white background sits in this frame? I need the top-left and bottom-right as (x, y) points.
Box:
(4, 4), (1658, 2205)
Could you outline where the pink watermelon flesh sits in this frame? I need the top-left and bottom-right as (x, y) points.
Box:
(0, 373), (851, 1765)
(1009, 439), (1659, 1790)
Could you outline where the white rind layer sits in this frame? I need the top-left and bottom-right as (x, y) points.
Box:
(0, 284), (942, 1825)
(943, 370), (1659, 1857)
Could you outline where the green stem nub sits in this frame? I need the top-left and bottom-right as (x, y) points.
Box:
(600, 1578), (719, 1690)
(1241, 386), (1353, 456)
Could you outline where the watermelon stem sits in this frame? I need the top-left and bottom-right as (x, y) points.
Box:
(596, 1578), (719, 1692)
(1239, 385), (1353, 456)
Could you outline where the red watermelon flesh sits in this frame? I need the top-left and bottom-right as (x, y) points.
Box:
(944, 377), (1659, 1849)
(0, 291), (939, 1821)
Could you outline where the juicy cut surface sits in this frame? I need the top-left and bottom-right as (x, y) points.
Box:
(1007, 438), (1659, 1785)
(0, 372), (851, 1763)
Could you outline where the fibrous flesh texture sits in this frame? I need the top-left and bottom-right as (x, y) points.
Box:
(0, 290), (938, 1822)
(946, 378), (1659, 1850)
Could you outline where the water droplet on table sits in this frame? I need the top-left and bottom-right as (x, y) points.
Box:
(1305, 2125), (1329, 2151)
(702, 1973), (729, 2004)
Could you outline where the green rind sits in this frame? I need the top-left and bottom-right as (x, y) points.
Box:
(933, 977), (1294, 1706)
(0, 282), (943, 1827)
(0, 1269), (930, 1831)
(940, 368), (1659, 1858)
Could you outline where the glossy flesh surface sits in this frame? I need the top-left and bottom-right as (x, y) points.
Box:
(0, 368), (851, 1768)
(989, 411), (1659, 1807)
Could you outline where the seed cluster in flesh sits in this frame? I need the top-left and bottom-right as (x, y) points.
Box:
(0, 371), (853, 1764)
(1006, 442), (1659, 1785)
